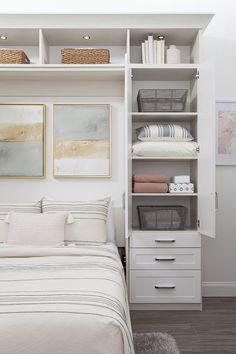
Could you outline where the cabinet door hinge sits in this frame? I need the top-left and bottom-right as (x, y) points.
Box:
(197, 219), (200, 228)
(196, 71), (200, 80)
(196, 145), (200, 153)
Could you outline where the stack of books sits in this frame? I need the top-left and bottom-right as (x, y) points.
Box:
(141, 35), (165, 64)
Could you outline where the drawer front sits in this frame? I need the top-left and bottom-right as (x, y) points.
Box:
(130, 270), (201, 303)
(130, 231), (201, 248)
(130, 248), (201, 270)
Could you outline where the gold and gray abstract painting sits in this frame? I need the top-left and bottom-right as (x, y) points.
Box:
(0, 104), (44, 177)
(54, 104), (111, 177)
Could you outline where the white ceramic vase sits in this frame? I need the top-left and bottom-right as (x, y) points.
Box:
(166, 45), (181, 64)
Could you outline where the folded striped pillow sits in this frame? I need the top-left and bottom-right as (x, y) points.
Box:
(136, 124), (193, 141)
(0, 202), (41, 243)
(42, 197), (110, 243)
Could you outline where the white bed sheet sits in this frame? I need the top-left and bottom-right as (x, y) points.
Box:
(0, 243), (134, 354)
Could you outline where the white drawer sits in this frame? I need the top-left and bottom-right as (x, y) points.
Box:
(130, 248), (201, 270)
(130, 270), (201, 303)
(130, 231), (201, 248)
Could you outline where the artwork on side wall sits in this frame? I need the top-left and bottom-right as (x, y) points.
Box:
(216, 101), (236, 165)
(53, 104), (111, 178)
(0, 104), (45, 178)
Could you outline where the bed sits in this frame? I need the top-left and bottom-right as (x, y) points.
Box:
(0, 242), (134, 354)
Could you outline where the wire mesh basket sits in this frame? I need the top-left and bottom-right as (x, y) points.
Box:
(137, 205), (187, 230)
(137, 89), (188, 112)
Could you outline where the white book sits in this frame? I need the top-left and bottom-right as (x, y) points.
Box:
(141, 42), (146, 64)
(153, 40), (157, 64)
(147, 35), (154, 64)
(157, 39), (162, 64)
(145, 40), (149, 64)
(161, 39), (165, 64)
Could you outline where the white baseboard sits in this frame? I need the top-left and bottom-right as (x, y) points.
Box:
(130, 303), (202, 311)
(202, 282), (236, 296)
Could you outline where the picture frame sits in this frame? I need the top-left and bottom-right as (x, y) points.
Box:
(53, 103), (111, 178)
(0, 103), (45, 178)
(216, 100), (236, 165)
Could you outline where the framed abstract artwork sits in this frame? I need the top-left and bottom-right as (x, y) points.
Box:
(53, 104), (111, 178)
(0, 104), (45, 177)
(216, 101), (236, 165)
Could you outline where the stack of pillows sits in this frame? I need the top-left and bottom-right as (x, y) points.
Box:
(0, 197), (115, 247)
(132, 123), (198, 157)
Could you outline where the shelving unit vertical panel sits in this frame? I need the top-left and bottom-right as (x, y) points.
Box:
(197, 30), (216, 238)
(125, 54), (133, 291)
(125, 54), (133, 239)
(191, 31), (200, 64)
(126, 29), (130, 62)
(39, 29), (49, 64)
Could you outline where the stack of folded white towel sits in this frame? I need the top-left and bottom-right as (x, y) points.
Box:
(169, 175), (194, 193)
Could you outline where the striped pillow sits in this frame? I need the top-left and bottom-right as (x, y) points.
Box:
(136, 124), (193, 141)
(0, 202), (41, 243)
(42, 198), (110, 243)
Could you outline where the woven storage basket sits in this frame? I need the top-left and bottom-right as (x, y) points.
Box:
(0, 49), (30, 64)
(61, 48), (110, 64)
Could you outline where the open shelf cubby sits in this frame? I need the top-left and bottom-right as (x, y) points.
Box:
(131, 194), (198, 231)
(129, 28), (200, 64)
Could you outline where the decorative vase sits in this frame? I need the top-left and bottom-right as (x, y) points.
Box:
(166, 45), (181, 64)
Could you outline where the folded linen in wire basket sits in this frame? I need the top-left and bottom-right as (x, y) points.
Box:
(169, 183), (194, 193)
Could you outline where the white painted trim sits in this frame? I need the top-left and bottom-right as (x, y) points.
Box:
(202, 282), (236, 296)
(130, 303), (202, 311)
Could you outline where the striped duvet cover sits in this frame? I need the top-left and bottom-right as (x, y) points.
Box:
(0, 243), (134, 354)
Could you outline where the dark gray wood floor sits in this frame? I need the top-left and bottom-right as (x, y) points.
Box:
(131, 298), (236, 354)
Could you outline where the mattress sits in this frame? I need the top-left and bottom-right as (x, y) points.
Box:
(0, 243), (134, 354)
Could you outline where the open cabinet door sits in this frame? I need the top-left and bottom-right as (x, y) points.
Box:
(197, 31), (216, 238)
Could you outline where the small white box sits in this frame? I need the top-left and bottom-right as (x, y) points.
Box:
(172, 175), (190, 184)
(169, 183), (194, 193)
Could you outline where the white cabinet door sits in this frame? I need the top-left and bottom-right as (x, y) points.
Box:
(197, 31), (216, 238)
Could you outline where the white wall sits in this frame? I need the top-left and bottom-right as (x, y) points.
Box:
(1, 0), (236, 295)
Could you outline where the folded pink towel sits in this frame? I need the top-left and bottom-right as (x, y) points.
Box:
(133, 173), (167, 183)
(133, 182), (168, 193)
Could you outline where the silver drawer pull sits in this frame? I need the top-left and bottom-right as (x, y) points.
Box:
(155, 257), (175, 262)
(155, 239), (176, 243)
(155, 285), (175, 289)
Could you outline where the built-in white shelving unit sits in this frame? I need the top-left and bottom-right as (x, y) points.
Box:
(0, 13), (215, 311)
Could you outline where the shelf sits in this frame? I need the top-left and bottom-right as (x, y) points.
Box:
(131, 193), (198, 196)
(131, 64), (198, 81)
(132, 156), (198, 160)
(132, 112), (198, 122)
(0, 64), (125, 81)
(131, 228), (198, 235)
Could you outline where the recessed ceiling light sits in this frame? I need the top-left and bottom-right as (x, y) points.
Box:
(157, 35), (165, 40)
(0, 35), (7, 40)
(83, 35), (90, 40)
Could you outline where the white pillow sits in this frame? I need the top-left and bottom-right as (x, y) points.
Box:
(42, 198), (110, 244)
(0, 202), (41, 243)
(6, 212), (68, 246)
(132, 141), (198, 157)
